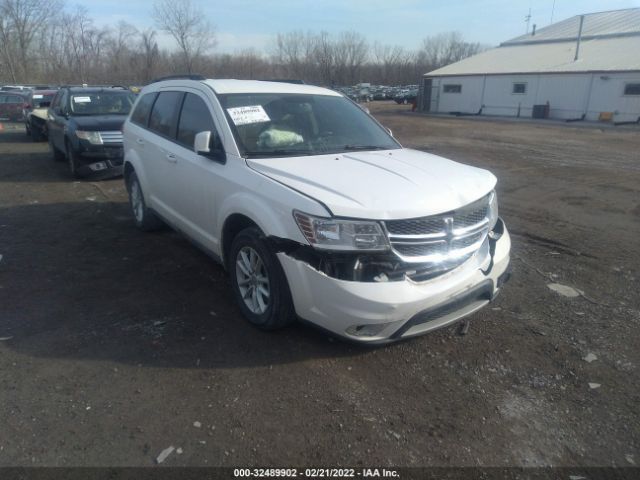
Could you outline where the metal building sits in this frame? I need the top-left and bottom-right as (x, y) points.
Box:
(419, 8), (640, 123)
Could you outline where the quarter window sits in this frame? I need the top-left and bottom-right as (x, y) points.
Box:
(443, 84), (462, 94)
(512, 83), (527, 94)
(131, 92), (157, 127)
(177, 93), (219, 149)
(148, 91), (183, 138)
(624, 83), (640, 96)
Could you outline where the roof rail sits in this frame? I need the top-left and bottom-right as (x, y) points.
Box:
(58, 84), (129, 89)
(260, 79), (306, 85)
(150, 74), (206, 83)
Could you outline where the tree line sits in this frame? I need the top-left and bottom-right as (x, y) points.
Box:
(0, 0), (487, 87)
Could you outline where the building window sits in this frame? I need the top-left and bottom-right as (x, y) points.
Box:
(624, 83), (640, 96)
(443, 84), (462, 94)
(512, 83), (527, 94)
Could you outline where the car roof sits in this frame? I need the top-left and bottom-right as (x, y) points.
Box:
(204, 79), (341, 96)
(146, 78), (341, 97)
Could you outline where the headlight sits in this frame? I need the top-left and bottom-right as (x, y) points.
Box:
(293, 211), (389, 251)
(488, 190), (499, 230)
(76, 130), (103, 145)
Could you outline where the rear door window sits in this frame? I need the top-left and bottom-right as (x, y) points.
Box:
(148, 91), (183, 138)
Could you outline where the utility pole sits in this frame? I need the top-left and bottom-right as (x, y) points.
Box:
(551, 0), (556, 24)
(525, 8), (532, 33)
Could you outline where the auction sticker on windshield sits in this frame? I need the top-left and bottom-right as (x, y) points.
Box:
(227, 105), (270, 125)
(73, 96), (92, 103)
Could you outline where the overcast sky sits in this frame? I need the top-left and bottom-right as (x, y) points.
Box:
(86, 0), (640, 53)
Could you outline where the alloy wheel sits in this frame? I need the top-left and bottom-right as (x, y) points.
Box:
(235, 246), (270, 314)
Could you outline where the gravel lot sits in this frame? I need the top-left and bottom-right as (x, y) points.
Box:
(1, 104), (639, 469)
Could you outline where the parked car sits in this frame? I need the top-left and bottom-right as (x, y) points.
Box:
(0, 91), (28, 121)
(394, 89), (419, 105)
(123, 77), (511, 344)
(47, 86), (136, 178)
(0, 85), (32, 92)
(24, 89), (58, 140)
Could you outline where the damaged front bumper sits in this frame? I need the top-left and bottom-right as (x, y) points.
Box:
(277, 218), (511, 343)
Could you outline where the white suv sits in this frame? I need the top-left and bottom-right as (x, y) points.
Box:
(122, 76), (511, 344)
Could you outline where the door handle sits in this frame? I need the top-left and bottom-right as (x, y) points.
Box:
(166, 153), (177, 163)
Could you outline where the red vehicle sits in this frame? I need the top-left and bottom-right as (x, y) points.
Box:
(0, 91), (28, 121)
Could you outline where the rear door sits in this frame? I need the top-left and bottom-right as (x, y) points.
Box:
(142, 90), (184, 220)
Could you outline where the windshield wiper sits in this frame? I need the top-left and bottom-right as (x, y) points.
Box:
(342, 145), (387, 151)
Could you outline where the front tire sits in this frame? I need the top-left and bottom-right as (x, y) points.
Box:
(229, 227), (295, 330)
(49, 137), (65, 162)
(67, 143), (81, 179)
(127, 171), (163, 231)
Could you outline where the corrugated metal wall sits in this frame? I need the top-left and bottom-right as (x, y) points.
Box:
(422, 72), (640, 122)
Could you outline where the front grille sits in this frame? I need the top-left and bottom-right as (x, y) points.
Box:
(385, 217), (443, 236)
(382, 193), (493, 268)
(100, 131), (123, 144)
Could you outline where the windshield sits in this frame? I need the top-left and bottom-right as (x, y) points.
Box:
(70, 92), (135, 116)
(32, 93), (55, 107)
(218, 93), (400, 157)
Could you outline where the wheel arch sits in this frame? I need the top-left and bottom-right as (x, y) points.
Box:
(217, 189), (315, 269)
(221, 213), (261, 269)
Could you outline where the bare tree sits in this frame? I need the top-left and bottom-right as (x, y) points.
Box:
(137, 29), (160, 83)
(104, 21), (139, 83)
(333, 31), (368, 85)
(152, 0), (216, 73)
(0, 0), (486, 90)
(419, 32), (486, 71)
(312, 31), (334, 85)
(373, 43), (408, 85)
(273, 31), (316, 80)
(0, 0), (63, 82)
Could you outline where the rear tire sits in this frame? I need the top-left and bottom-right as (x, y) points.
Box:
(229, 227), (296, 331)
(127, 171), (163, 231)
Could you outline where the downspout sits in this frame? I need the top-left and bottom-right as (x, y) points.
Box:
(583, 73), (596, 121)
(480, 75), (487, 115)
(574, 15), (585, 61)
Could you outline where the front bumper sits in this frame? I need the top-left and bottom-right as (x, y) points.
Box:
(75, 144), (124, 177)
(278, 219), (511, 343)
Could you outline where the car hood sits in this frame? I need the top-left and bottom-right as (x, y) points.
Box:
(71, 115), (127, 131)
(246, 148), (497, 219)
(29, 108), (49, 120)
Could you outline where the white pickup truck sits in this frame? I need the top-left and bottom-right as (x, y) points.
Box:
(122, 77), (511, 343)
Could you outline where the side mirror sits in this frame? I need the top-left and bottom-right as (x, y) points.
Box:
(194, 131), (211, 154)
(53, 106), (62, 115)
(194, 130), (226, 162)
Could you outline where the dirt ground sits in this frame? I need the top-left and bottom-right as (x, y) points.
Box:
(0, 104), (639, 469)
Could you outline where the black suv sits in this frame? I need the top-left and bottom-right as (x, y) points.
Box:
(47, 86), (136, 178)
